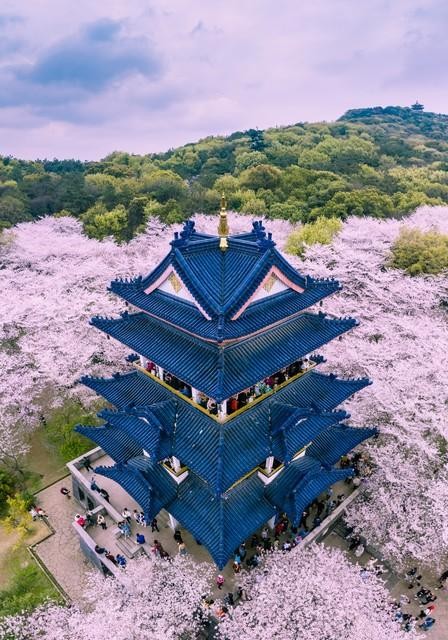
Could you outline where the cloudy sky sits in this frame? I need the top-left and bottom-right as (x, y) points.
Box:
(0, 0), (445, 159)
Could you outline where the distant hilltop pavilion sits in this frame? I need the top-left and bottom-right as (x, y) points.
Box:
(76, 200), (376, 568)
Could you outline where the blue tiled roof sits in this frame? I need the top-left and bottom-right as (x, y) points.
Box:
(265, 458), (354, 525)
(80, 369), (371, 492)
(75, 424), (141, 464)
(91, 311), (357, 401)
(99, 408), (172, 460)
(81, 368), (370, 417)
(169, 472), (276, 568)
(270, 405), (348, 462)
(306, 424), (378, 468)
(95, 458), (177, 521)
(110, 220), (340, 322)
(108, 284), (339, 342)
(281, 468), (354, 526)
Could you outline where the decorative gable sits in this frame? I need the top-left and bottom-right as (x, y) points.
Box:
(144, 267), (211, 320)
(232, 266), (305, 320)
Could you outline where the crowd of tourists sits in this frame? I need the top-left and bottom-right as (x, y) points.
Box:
(61, 467), (446, 634)
(388, 565), (448, 632)
(143, 357), (313, 416)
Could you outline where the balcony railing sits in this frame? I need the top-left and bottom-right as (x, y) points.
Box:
(133, 360), (317, 423)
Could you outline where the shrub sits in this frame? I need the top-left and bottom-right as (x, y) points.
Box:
(285, 216), (343, 256)
(390, 227), (448, 275)
(43, 400), (99, 462)
(0, 469), (16, 513)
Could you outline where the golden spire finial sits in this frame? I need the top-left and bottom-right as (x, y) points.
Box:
(218, 192), (229, 251)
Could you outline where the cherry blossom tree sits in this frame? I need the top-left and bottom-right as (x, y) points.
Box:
(219, 545), (409, 640)
(0, 215), (176, 463)
(1, 206), (447, 570)
(291, 206), (448, 570)
(0, 556), (214, 640)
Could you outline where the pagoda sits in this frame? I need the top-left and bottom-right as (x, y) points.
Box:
(77, 202), (376, 568)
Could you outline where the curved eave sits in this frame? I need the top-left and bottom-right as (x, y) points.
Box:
(109, 232), (331, 321)
(107, 282), (340, 343)
(79, 369), (371, 419)
(90, 311), (358, 401)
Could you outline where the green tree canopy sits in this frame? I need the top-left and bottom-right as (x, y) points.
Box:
(285, 216), (343, 256)
(390, 227), (448, 275)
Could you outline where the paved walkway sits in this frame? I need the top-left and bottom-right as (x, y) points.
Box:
(33, 470), (447, 636)
(33, 474), (235, 602)
(325, 531), (447, 638)
(34, 478), (91, 602)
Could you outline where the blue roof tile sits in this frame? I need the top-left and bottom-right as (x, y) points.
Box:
(91, 311), (357, 401)
(169, 472), (276, 568)
(270, 404), (348, 462)
(110, 220), (339, 322)
(80, 369), (370, 492)
(108, 284), (339, 342)
(95, 458), (177, 521)
(265, 458), (354, 525)
(75, 424), (141, 463)
(306, 424), (378, 468)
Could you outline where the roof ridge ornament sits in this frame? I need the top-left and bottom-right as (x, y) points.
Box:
(171, 220), (196, 248)
(218, 193), (229, 251)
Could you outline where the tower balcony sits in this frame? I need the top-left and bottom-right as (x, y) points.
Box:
(132, 355), (318, 423)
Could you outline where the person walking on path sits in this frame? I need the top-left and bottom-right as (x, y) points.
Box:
(116, 554), (127, 568)
(419, 617), (436, 631)
(405, 567), (421, 589)
(60, 487), (71, 499)
(418, 605), (435, 619)
(151, 539), (165, 558)
(99, 487), (110, 502)
(174, 530), (183, 544)
(97, 513), (107, 530)
(216, 574), (225, 590)
(136, 533), (146, 544)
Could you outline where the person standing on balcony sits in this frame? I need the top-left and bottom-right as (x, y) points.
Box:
(150, 517), (159, 532)
(121, 508), (132, 524)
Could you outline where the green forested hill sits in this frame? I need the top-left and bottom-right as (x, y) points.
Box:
(2, 105), (448, 241)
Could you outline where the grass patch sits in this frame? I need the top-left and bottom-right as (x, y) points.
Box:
(0, 542), (61, 617)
